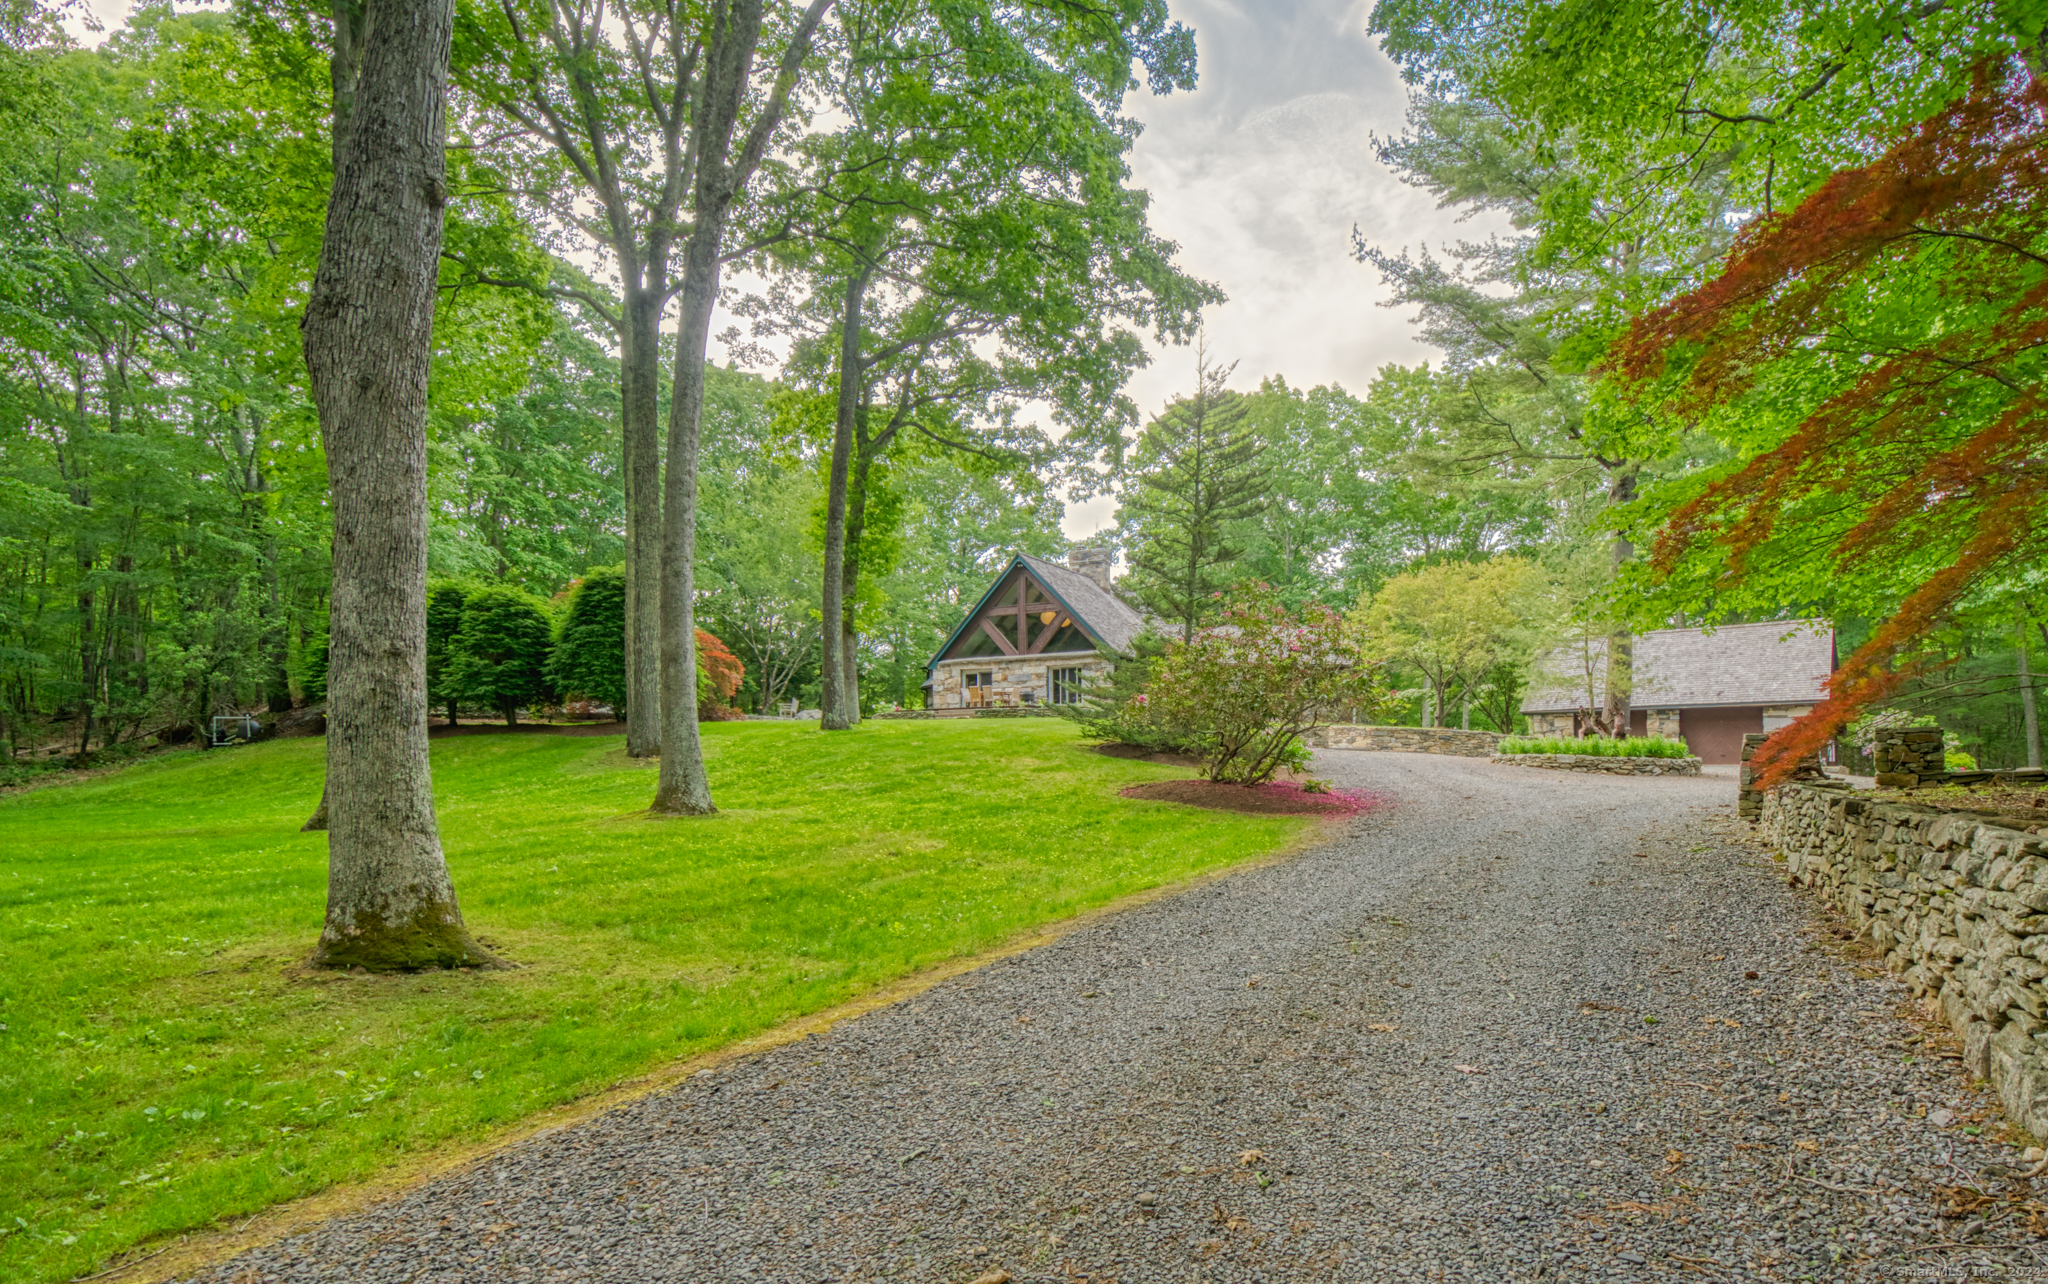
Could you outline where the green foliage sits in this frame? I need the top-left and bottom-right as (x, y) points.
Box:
(299, 632), (330, 707)
(1356, 556), (1548, 729)
(1496, 735), (1690, 759)
(446, 586), (555, 725)
(1057, 628), (1199, 753)
(1146, 584), (1390, 785)
(423, 582), (470, 725)
(1118, 360), (1271, 643)
(544, 569), (626, 720)
(0, 720), (1307, 1284)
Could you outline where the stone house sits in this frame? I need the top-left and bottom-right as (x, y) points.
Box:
(922, 550), (1146, 712)
(1520, 619), (1835, 764)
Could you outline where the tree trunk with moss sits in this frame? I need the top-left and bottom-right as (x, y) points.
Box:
(302, 0), (491, 969)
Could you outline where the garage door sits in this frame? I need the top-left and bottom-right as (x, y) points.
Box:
(1680, 706), (1764, 765)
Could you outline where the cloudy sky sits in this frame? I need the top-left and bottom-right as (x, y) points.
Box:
(1053, 0), (1508, 534)
(67, 0), (1492, 538)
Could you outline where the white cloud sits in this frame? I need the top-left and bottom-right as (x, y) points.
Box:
(1057, 0), (1512, 538)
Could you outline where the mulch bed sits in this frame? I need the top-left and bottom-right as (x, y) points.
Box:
(1119, 779), (1384, 817)
(427, 721), (626, 739)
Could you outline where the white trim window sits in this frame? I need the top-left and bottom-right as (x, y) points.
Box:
(1049, 667), (1085, 705)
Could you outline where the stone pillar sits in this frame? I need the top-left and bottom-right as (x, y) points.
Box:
(1740, 732), (1827, 820)
(1738, 733), (1769, 822)
(1873, 726), (1944, 788)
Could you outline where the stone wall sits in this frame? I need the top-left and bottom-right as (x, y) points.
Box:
(928, 653), (1111, 711)
(1763, 782), (2048, 1140)
(1867, 726), (2048, 791)
(1487, 752), (1702, 776)
(1738, 732), (1830, 821)
(1304, 725), (1502, 756)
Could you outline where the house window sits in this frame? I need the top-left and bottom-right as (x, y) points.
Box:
(963, 670), (995, 707)
(1049, 667), (1085, 705)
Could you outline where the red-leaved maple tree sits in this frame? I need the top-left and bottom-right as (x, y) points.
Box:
(1612, 62), (2048, 787)
(696, 628), (746, 720)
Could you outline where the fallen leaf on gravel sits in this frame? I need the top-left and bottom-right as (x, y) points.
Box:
(967, 1272), (1011, 1284)
(1210, 1201), (1251, 1232)
(1367, 1023), (1397, 1033)
(1238, 1149), (1266, 1166)
(1454, 1065), (1487, 1075)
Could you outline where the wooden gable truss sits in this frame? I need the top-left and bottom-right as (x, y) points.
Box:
(935, 561), (1097, 663)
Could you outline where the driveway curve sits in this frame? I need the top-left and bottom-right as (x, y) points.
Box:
(182, 751), (2045, 1283)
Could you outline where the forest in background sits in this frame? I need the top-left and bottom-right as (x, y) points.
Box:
(1, 0), (2043, 773)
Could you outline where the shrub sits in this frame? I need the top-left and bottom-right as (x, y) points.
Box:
(1057, 629), (1202, 753)
(1496, 735), (1692, 759)
(1146, 585), (1390, 785)
(546, 569), (627, 720)
(696, 629), (746, 721)
(448, 586), (556, 725)
(425, 581), (470, 725)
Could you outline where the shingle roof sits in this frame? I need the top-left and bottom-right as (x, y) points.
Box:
(1521, 619), (1834, 712)
(1017, 553), (1149, 655)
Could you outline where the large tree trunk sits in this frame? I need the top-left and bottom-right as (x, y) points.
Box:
(1600, 471), (1638, 739)
(819, 270), (868, 732)
(620, 283), (664, 756)
(652, 235), (720, 815)
(302, 0), (491, 970)
(650, 0), (833, 810)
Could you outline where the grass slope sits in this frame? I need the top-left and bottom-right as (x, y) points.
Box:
(0, 719), (1309, 1283)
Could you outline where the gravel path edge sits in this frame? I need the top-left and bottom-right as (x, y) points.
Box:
(88, 813), (1343, 1284)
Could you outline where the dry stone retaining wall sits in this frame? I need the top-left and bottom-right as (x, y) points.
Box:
(1305, 725), (1502, 756)
(1763, 782), (2048, 1139)
(1487, 752), (1702, 776)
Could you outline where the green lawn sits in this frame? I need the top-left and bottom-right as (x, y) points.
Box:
(0, 718), (1310, 1282)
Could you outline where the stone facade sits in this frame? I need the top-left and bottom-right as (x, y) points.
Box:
(1525, 708), (1684, 738)
(927, 653), (1111, 711)
(1763, 781), (2048, 1141)
(1488, 752), (1702, 776)
(1305, 725), (1502, 756)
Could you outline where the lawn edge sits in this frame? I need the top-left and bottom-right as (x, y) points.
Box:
(87, 810), (1339, 1284)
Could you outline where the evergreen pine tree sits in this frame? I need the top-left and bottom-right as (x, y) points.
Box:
(1118, 359), (1270, 643)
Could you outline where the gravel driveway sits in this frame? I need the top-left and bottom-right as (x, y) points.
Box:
(184, 751), (2048, 1283)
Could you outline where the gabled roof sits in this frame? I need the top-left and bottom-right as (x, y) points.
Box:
(925, 552), (1149, 671)
(1521, 619), (1834, 713)
(1017, 553), (1148, 654)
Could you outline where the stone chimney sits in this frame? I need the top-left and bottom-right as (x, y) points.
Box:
(1065, 546), (1113, 593)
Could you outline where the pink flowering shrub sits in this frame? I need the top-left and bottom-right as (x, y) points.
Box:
(1147, 584), (1391, 785)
